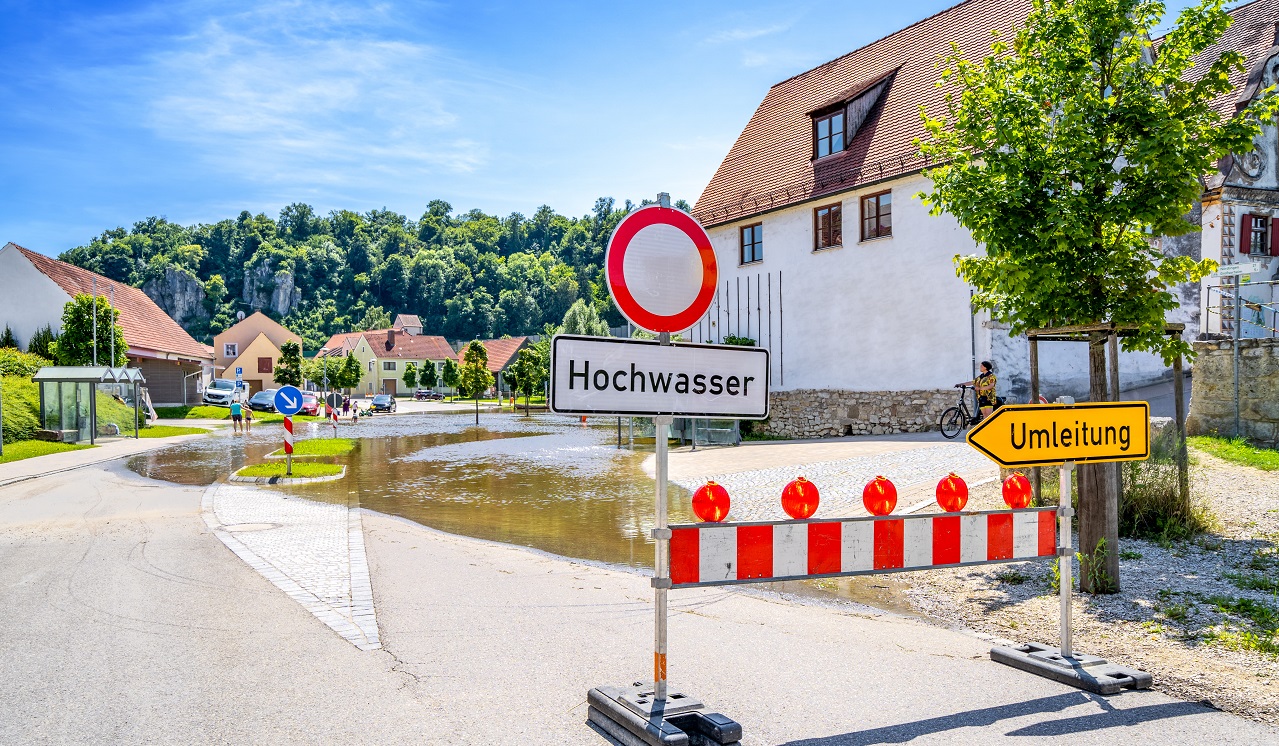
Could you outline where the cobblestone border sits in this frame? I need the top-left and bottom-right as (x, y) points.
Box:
(227, 467), (346, 485)
(201, 482), (381, 651)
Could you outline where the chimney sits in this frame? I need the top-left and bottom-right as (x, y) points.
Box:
(387, 329), (397, 350)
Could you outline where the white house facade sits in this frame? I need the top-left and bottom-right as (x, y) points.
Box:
(689, 0), (1278, 438)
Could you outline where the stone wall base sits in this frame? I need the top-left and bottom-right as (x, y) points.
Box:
(763, 388), (954, 439)
(1186, 338), (1279, 446)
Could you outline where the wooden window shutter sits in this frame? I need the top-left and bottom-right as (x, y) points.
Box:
(1271, 217), (1279, 256)
(1239, 213), (1252, 254)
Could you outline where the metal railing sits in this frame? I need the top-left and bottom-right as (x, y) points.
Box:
(1206, 280), (1279, 338)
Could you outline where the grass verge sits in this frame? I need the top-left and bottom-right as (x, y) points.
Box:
(1188, 435), (1279, 471)
(268, 437), (354, 457)
(139, 425), (209, 438)
(235, 462), (344, 479)
(0, 440), (93, 464)
(1202, 595), (1279, 657)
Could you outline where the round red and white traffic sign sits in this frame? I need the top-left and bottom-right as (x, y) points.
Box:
(605, 205), (717, 334)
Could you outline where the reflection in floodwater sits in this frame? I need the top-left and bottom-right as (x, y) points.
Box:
(130, 414), (689, 569)
(129, 412), (915, 613)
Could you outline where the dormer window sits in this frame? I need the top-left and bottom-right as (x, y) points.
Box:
(814, 111), (845, 158)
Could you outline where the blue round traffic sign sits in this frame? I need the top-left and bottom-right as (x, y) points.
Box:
(274, 385), (304, 416)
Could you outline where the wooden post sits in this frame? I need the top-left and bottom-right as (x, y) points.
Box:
(1029, 334), (1041, 503)
(1172, 332), (1190, 513)
(1079, 330), (1120, 593)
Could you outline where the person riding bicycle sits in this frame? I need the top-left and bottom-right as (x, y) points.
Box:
(956, 361), (998, 419)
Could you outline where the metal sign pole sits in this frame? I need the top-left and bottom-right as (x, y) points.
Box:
(654, 331), (672, 703)
(1058, 460), (1075, 659)
(1234, 277), (1242, 437)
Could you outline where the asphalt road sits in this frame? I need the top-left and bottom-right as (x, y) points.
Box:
(1, 460), (1274, 744)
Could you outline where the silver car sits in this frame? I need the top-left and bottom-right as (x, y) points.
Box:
(203, 378), (237, 406)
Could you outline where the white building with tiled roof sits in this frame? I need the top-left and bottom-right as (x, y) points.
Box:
(0, 242), (213, 404)
(691, 0), (1279, 436)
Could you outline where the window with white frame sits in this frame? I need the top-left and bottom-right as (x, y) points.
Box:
(224, 343), (238, 358)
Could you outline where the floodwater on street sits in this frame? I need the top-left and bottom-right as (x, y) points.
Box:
(129, 411), (914, 612)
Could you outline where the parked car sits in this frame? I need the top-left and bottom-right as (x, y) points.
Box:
(370, 394), (397, 413)
(414, 389), (443, 401)
(248, 388), (278, 412)
(299, 391), (320, 416)
(202, 378), (237, 406)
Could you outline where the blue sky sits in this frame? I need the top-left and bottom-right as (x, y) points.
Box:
(2, 0), (1203, 255)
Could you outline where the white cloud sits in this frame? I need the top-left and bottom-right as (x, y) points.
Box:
(706, 23), (789, 44)
(64, 0), (510, 189)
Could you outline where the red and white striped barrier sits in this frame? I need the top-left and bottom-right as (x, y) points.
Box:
(284, 415), (294, 454)
(669, 508), (1057, 588)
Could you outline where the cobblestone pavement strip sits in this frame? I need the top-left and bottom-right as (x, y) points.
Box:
(202, 482), (380, 650)
(668, 442), (999, 521)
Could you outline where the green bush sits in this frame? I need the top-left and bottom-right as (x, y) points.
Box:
(1120, 425), (1214, 541)
(95, 390), (140, 435)
(0, 349), (51, 378)
(0, 376), (40, 444)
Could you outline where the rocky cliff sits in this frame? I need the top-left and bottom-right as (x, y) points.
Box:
(242, 260), (301, 318)
(143, 266), (209, 328)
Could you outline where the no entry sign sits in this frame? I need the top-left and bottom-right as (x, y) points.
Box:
(605, 205), (717, 333)
(549, 335), (768, 418)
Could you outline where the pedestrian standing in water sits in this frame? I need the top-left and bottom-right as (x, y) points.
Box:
(243, 404), (253, 433)
(229, 397), (243, 434)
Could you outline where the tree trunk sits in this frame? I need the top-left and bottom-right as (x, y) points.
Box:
(1078, 331), (1121, 593)
(474, 397), (479, 426)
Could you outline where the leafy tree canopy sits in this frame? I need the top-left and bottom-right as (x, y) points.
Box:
(51, 294), (128, 367)
(58, 195), (684, 350)
(918, 0), (1279, 363)
(274, 340), (304, 387)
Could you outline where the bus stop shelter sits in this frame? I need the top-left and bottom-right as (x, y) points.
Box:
(31, 367), (146, 445)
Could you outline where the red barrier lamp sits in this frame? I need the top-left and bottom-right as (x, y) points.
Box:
(781, 477), (820, 519)
(863, 476), (897, 516)
(1002, 472), (1032, 509)
(935, 472), (969, 512)
(692, 481), (731, 523)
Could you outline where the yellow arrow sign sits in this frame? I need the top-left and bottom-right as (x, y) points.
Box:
(966, 402), (1150, 468)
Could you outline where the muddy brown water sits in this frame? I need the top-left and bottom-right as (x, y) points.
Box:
(128, 412), (914, 613)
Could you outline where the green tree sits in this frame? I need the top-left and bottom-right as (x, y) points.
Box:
(457, 340), (494, 425)
(918, 0), (1279, 592)
(51, 294), (128, 367)
(559, 298), (610, 336)
(274, 340), (304, 387)
(358, 305), (392, 331)
(26, 325), (57, 359)
(442, 357), (460, 399)
(504, 347), (547, 416)
(0, 326), (17, 349)
(327, 352), (364, 391)
(403, 361), (419, 390)
(419, 360), (439, 389)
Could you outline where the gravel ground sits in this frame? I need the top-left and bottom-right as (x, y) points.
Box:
(903, 450), (1279, 725)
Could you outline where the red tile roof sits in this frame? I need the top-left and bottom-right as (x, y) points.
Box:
(365, 330), (457, 360)
(12, 243), (211, 361)
(319, 329), (457, 361)
(693, 0), (1033, 227)
(1171, 0), (1279, 118)
(477, 337), (527, 373)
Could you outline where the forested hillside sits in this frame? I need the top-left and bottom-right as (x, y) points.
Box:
(57, 196), (690, 350)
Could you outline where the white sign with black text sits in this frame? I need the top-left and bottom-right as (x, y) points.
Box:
(549, 335), (769, 418)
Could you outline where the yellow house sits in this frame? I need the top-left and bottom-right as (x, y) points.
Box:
(320, 328), (456, 396)
(213, 312), (303, 394)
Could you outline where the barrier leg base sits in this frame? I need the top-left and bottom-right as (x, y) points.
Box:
(587, 684), (742, 746)
(991, 642), (1152, 695)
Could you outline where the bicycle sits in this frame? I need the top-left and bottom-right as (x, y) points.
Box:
(939, 384), (980, 439)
